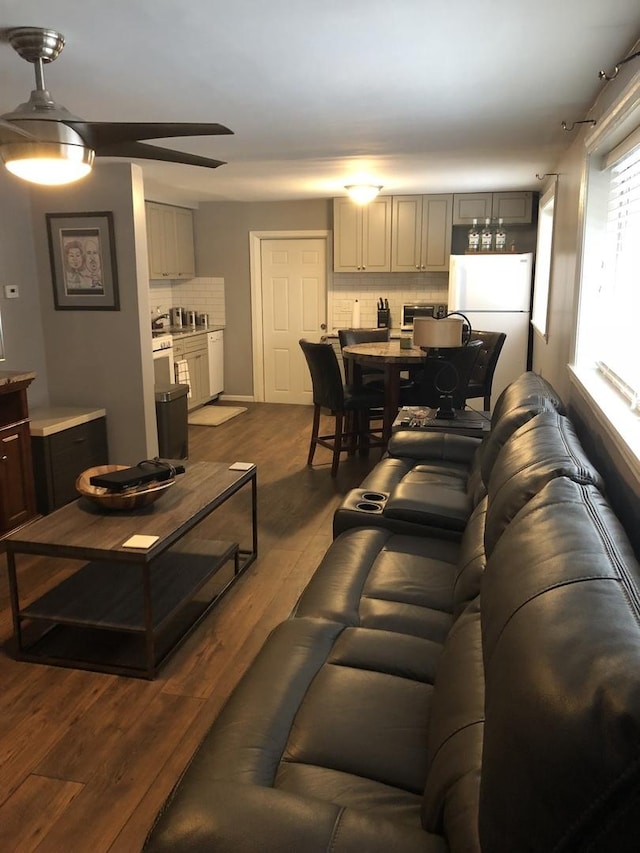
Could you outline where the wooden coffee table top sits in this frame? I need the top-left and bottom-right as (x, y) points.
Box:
(4, 461), (256, 563)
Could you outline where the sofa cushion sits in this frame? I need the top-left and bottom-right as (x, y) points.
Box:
(484, 410), (604, 557)
(480, 477), (640, 853)
(423, 598), (484, 853)
(294, 528), (459, 642)
(452, 496), (488, 618)
(144, 617), (450, 852)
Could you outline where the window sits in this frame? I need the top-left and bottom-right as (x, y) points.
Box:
(576, 120), (640, 414)
(531, 184), (556, 339)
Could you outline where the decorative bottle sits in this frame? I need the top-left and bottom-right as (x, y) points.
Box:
(481, 218), (493, 252)
(467, 218), (480, 252)
(495, 218), (507, 252)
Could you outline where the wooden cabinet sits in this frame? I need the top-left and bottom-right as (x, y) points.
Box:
(173, 334), (210, 410)
(146, 202), (196, 280)
(333, 196), (392, 272)
(0, 373), (37, 535)
(452, 191), (533, 225)
(391, 194), (452, 272)
(30, 409), (108, 514)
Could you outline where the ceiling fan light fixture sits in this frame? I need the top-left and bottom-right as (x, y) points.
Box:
(345, 184), (383, 205)
(2, 141), (94, 185)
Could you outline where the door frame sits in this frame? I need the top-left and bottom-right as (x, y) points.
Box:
(249, 230), (332, 402)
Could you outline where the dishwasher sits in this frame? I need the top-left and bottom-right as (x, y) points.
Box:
(208, 330), (224, 398)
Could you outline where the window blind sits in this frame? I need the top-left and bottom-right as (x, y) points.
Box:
(599, 139), (640, 409)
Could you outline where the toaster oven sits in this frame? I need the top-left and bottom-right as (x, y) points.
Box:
(401, 303), (447, 330)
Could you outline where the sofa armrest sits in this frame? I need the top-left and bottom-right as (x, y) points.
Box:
(388, 431), (482, 464)
(144, 781), (448, 853)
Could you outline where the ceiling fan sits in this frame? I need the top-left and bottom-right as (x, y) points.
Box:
(0, 26), (233, 185)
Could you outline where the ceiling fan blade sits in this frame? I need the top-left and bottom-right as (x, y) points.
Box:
(0, 118), (36, 144)
(96, 140), (226, 169)
(63, 121), (233, 149)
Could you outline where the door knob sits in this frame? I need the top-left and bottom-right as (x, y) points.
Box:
(320, 323), (327, 330)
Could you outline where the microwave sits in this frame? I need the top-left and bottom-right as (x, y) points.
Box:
(401, 303), (447, 330)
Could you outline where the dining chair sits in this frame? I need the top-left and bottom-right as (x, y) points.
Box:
(464, 330), (507, 410)
(400, 340), (483, 413)
(337, 327), (390, 384)
(299, 339), (385, 476)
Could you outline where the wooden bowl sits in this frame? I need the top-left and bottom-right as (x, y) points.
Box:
(75, 464), (175, 511)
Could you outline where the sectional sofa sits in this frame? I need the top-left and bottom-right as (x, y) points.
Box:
(144, 372), (640, 852)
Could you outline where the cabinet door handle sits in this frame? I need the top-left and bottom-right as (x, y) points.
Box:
(2, 434), (19, 443)
(1, 456), (6, 461)
(73, 437), (87, 444)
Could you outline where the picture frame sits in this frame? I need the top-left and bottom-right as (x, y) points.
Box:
(46, 211), (120, 310)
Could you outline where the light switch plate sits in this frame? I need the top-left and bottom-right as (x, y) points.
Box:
(4, 285), (19, 298)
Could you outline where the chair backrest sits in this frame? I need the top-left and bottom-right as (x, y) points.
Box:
(337, 327), (390, 376)
(416, 340), (483, 409)
(299, 339), (345, 411)
(468, 331), (507, 397)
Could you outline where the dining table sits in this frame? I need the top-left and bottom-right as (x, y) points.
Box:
(342, 340), (427, 444)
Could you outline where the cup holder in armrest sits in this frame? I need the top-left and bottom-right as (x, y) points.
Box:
(355, 501), (384, 512)
(361, 492), (387, 503)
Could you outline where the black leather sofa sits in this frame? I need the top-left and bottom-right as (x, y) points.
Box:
(144, 373), (640, 853)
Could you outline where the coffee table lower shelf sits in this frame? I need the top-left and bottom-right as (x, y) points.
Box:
(16, 537), (241, 678)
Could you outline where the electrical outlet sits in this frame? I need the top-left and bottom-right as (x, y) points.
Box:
(4, 285), (19, 299)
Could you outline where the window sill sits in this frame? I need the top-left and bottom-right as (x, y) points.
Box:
(569, 364), (640, 479)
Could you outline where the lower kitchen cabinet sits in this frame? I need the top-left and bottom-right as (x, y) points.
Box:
(173, 334), (210, 410)
(30, 408), (108, 515)
(0, 372), (37, 535)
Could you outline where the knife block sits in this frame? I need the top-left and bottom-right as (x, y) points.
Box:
(377, 309), (390, 328)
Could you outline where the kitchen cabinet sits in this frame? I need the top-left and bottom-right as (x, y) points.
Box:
(333, 196), (392, 272)
(0, 373), (37, 535)
(146, 202), (196, 280)
(173, 334), (210, 410)
(452, 191), (533, 225)
(30, 408), (108, 515)
(391, 194), (453, 272)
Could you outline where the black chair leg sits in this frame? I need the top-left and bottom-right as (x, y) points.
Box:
(307, 404), (321, 466)
(484, 394), (490, 411)
(332, 412), (344, 476)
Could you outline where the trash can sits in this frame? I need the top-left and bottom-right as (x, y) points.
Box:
(155, 383), (189, 459)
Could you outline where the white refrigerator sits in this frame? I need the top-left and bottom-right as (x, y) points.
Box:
(448, 253), (533, 408)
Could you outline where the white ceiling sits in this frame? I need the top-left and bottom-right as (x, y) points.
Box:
(1, 1), (639, 204)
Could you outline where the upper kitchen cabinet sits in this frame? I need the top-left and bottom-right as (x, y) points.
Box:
(452, 191), (533, 225)
(391, 194), (453, 272)
(333, 197), (392, 272)
(146, 202), (196, 280)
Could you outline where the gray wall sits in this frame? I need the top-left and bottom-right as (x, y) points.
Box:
(0, 172), (50, 407)
(194, 200), (332, 396)
(28, 162), (158, 462)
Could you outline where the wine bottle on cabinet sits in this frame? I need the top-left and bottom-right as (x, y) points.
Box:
(480, 218), (493, 252)
(467, 218), (480, 252)
(495, 218), (507, 251)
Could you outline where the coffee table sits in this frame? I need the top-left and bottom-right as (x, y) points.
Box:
(4, 461), (257, 679)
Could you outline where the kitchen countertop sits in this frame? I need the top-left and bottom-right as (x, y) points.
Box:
(152, 326), (224, 339)
(29, 406), (107, 437)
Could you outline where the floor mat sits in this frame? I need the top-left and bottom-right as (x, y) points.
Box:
(187, 406), (247, 427)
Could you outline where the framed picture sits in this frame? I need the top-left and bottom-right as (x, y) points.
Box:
(46, 211), (120, 310)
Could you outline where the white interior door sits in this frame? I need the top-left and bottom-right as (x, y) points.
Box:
(261, 238), (327, 404)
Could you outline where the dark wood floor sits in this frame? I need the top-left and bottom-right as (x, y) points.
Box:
(0, 402), (383, 852)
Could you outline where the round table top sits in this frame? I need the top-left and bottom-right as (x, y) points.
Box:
(342, 340), (426, 364)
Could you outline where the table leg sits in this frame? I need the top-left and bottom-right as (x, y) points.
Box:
(6, 550), (24, 654)
(382, 364), (401, 444)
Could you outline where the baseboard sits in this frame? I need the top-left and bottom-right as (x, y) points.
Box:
(219, 394), (255, 403)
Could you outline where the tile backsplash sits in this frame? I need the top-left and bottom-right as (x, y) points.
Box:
(330, 271), (449, 332)
(149, 276), (226, 325)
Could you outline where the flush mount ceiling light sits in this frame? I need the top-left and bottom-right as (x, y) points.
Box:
(0, 27), (232, 187)
(344, 184), (383, 205)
